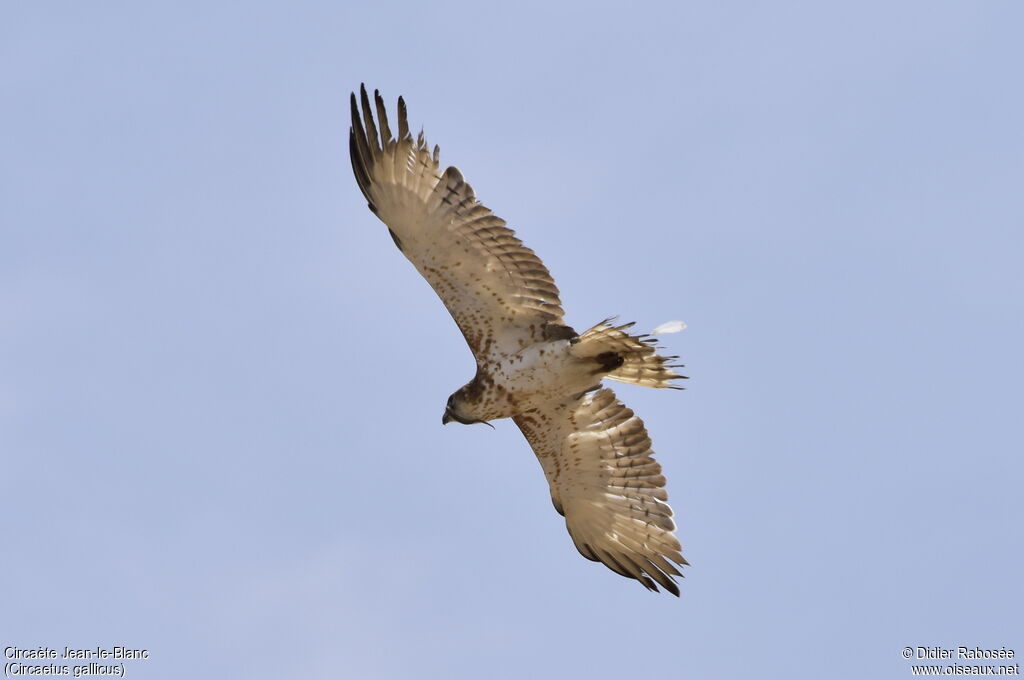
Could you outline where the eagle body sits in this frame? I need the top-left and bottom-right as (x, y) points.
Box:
(448, 337), (602, 424)
(350, 86), (690, 595)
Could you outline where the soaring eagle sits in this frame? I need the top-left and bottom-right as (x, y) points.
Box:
(350, 85), (689, 594)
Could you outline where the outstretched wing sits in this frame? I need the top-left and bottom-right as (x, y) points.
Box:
(350, 85), (570, 362)
(514, 388), (687, 595)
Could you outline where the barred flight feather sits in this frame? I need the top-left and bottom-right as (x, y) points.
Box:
(514, 388), (687, 595)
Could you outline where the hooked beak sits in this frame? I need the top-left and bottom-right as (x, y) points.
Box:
(442, 408), (494, 428)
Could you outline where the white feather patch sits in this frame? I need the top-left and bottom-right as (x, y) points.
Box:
(652, 320), (687, 335)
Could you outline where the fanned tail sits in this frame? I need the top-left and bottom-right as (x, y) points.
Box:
(569, 319), (687, 389)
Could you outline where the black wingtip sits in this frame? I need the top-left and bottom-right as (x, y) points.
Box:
(397, 95), (409, 141)
(348, 90), (374, 204)
(645, 571), (681, 597)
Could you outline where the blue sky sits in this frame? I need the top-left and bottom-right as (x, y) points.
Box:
(2, 2), (1022, 678)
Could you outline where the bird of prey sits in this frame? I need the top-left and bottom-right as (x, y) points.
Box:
(349, 85), (689, 594)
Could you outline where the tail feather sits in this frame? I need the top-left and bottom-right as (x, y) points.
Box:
(570, 319), (687, 389)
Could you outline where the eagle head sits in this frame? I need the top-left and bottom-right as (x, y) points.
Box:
(442, 391), (471, 425)
(442, 389), (493, 428)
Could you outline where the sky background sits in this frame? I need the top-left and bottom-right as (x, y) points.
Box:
(2, 2), (1022, 678)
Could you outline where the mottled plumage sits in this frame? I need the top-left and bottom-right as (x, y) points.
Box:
(349, 85), (688, 594)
